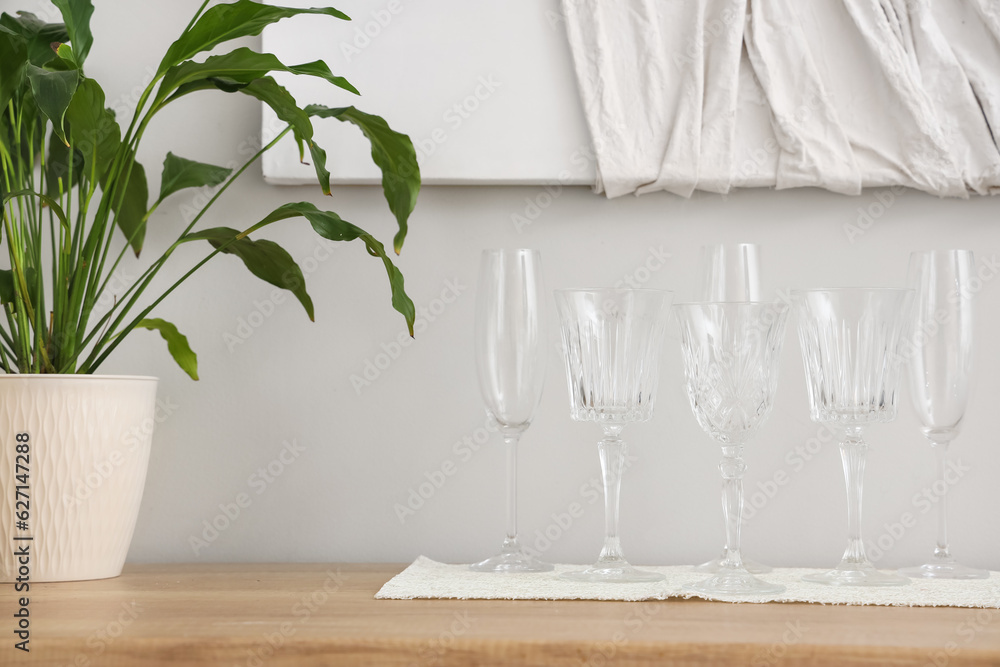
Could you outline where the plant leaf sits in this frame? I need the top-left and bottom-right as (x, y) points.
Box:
(27, 64), (79, 144)
(165, 76), (329, 193)
(0, 12), (68, 66)
(306, 106), (419, 253)
(157, 1), (350, 76)
(155, 47), (357, 107)
(0, 26), (27, 112)
(157, 152), (232, 203)
(241, 202), (415, 335)
(0, 269), (15, 304)
(64, 78), (120, 179)
(2, 188), (70, 232)
(63, 78), (148, 255)
(182, 227), (314, 321)
(105, 151), (148, 256)
(51, 0), (94, 64)
(135, 318), (198, 380)
(234, 77), (328, 192)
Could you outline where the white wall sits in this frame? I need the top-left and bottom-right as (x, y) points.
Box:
(73, 0), (1000, 570)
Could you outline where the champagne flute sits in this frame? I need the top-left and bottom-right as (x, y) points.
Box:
(556, 288), (672, 583)
(693, 243), (772, 575)
(470, 249), (552, 573)
(900, 250), (988, 579)
(794, 288), (913, 586)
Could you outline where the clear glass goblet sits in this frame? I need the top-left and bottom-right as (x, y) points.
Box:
(555, 288), (672, 583)
(692, 243), (771, 576)
(470, 249), (552, 573)
(899, 250), (988, 580)
(794, 288), (914, 586)
(676, 302), (789, 595)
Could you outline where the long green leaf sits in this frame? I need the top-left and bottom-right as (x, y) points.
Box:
(135, 318), (198, 380)
(158, 1), (350, 76)
(0, 269), (15, 304)
(0, 27), (27, 112)
(64, 78), (120, 179)
(155, 47), (357, 107)
(234, 77), (328, 192)
(105, 151), (148, 256)
(64, 77), (148, 255)
(2, 189), (70, 232)
(182, 227), (315, 321)
(157, 152), (232, 203)
(27, 64), (79, 144)
(165, 76), (329, 193)
(52, 0), (94, 64)
(242, 202), (415, 334)
(0, 12), (68, 66)
(306, 106), (419, 253)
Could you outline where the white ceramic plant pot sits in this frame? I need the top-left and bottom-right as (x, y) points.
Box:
(0, 375), (157, 582)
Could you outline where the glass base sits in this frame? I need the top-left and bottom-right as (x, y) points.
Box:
(469, 551), (553, 573)
(694, 553), (772, 574)
(899, 561), (989, 580)
(561, 561), (664, 583)
(803, 562), (909, 587)
(685, 568), (785, 596)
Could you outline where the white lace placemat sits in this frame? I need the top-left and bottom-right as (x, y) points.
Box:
(375, 557), (1000, 607)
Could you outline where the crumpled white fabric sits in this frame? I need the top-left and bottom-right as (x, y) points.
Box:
(376, 556), (1000, 606)
(561, 0), (1000, 197)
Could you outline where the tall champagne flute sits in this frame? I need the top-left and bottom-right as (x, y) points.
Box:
(696, 243), (761, 302)
(900, 251), (988, 579)
(794, 288), (913, 586)
(693, 243), (771, 575)
(470, 249), (552, 573)
(556, 288), (672, 583)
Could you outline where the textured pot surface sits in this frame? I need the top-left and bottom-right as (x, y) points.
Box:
(0, 375), (157, 582)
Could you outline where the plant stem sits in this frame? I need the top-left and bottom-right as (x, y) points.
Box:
(67, 129), (291, 373)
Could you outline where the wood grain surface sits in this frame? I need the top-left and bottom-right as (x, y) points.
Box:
(2, 563), (999, 666)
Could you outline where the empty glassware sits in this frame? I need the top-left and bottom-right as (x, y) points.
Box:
(794, 288), (913, 586)
(470, 249), (552, 573)
(555, 289), (672, 583)
(899, 250), (988, 580)
(676, 302), (789, 595)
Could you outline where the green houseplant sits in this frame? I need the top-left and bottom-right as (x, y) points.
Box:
(0, 0), (419, 581)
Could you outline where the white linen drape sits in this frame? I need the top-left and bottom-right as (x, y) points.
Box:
(562, 0), (1000, 197)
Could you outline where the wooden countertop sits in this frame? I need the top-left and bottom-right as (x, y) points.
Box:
(4, 562), (1000, 666)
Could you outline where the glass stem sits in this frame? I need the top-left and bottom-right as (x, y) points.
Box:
(933, 441), (952, 561)
(719, 445), (747, 570)
(840, 426), (870, 565)
(504, 434), (520, 545)
(597, 427), (626, 564)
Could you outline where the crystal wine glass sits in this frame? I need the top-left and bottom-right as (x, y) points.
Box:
(676, 302), (789, 595)
(470, 249), (552, 573)
(794, 288), (913, 586)
(692, 243), (771, 576)
(555, 288), (672, 582)
(899, 250), (987, 579)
